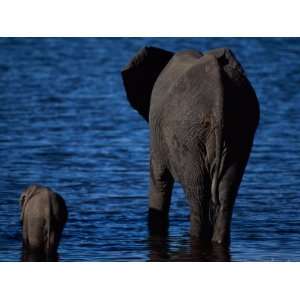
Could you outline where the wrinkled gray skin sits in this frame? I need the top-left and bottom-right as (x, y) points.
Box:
(20, 185), (68, 259)
(122, 47), (259, 244)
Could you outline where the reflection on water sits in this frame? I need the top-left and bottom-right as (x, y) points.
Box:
(0, 38), (300, 261)
(148, 237), (230, 262)
(21, 248), (59, 262)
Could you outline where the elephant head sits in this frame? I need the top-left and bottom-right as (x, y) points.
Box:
(121, 47), (248, 123)
(121, 46), (174, 121)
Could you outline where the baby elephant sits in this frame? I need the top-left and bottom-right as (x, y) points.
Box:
(20, 185), (68, 260)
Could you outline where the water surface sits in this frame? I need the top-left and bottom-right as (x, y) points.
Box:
(0, 38), (299, 261)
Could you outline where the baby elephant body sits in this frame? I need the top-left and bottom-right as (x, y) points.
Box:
(20, 185), (68, 258)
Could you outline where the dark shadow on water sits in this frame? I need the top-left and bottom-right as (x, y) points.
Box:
(148, 236), (231, 262)
(21, 248), (59, 262)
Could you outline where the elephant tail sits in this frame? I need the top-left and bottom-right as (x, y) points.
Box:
(45, 194), (53, 259)
(210, 122), (222, 223)
(209, 59), (225, 222)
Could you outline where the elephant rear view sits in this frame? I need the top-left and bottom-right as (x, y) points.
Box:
(122, 46), (259, 244)
(20, 184), (68, 260)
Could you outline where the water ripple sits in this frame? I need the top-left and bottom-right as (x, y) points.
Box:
(0, 38), (300, 261)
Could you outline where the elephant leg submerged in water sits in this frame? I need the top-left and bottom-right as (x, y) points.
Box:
(122, 47), (259, 244)
(20, 184), (68, 260)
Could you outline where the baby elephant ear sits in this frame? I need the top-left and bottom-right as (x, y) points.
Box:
(19, 192), (26, 207)
(121, 46), (174, 121)
(19, 185), (39, 223)
(19, 193), (26, 223)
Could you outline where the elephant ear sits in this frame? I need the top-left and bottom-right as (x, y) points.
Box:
(20, 192), (27, 223)
(121, 46), (174, 121)
(205, 48), (246, 84)
(19, 185), (40, 223)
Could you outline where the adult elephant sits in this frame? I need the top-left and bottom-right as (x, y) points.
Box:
(121, 47), (259, 244)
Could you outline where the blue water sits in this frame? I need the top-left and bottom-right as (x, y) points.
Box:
(0, 38), (299, 261)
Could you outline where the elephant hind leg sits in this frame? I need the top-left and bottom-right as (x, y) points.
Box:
(211, 153), (249, 244)
(23, 218), (45, 253)
(148, 156), (174, 236)
(45, 230), (61, 255)
(183, 171), (213, 240)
